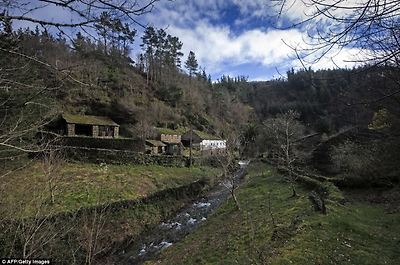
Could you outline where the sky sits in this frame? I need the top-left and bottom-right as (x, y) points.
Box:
(6, 0), (364, 81)
(137, 0), (363, 81)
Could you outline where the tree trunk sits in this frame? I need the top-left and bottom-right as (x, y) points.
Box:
(231, 189), (240, 211)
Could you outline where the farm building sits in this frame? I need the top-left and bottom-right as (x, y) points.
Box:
(145, 140), (166, 154)
(181, 130), (226, 154)
(47, 113), (120, 138)
(154, 127), (183, 155)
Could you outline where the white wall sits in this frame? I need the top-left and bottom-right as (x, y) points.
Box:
(200, 140), (227, 151)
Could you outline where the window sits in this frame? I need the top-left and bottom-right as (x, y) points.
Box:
(99, 126), (114, 137)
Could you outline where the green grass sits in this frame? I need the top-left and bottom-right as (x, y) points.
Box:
(0, 160), (222, 264)
(0, 161), (221, 217)
(145, 162), (400, 265)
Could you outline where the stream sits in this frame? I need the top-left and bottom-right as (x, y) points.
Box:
(113, 160), (250, 265)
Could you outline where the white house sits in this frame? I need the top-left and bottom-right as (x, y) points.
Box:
(182, 130), (227, 154)
(200, 139), (227, 151)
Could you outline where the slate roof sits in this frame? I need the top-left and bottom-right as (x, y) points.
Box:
(62, 113), (119, 126)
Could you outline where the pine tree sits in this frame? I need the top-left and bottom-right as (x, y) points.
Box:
(0, 14), (15, 49)
(185, 51), (198, 78)
(208, 74), (212, 87)
(141, 26), (157, 83)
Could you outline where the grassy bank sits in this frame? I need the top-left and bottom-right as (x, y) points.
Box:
(0, 161), (222, 264)
(0, 161), (221, 217)
(145, 162), (400, 265)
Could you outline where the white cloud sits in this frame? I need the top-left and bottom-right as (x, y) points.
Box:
(249, 74), (280, 81)
(9, 0), (367, 80)
(166, 22), (305, 73)
(167, 21), (363, 74)
(140, 0), (368, 77)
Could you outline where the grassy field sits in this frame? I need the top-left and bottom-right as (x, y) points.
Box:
(0, 160), (223, 264)
(0, 160), (221, 217)
(145, 162), (400, 265)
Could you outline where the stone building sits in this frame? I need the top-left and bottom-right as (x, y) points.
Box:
(145, 140), (166, 154)
(51, 113), (120, 138)
(150, 128), (183, 155)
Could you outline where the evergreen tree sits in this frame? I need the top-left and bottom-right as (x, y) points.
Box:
(185, 51), (198, 77)
(0, 14), (15, 49)
(208, 74), (212, 86)
(167, 35), (183, 68)
(141, 26), (157, 82)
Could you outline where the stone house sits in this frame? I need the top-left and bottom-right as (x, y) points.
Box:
(50, 113), (120, 138)
(151, 128), (183, 155)
(145, 140), (166, 154)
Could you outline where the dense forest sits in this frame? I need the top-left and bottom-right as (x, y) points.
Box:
(216, 65), (400, 187)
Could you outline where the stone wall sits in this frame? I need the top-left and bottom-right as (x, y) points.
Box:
(160, 134), (181, 143)
(92, 125), (99, 137)
(60, 136), (145, 152)
(60, 146), (223, 168)
(63, 147), (188, 167)
(67, 124), (75, 136)
(114, 126), (119, 138)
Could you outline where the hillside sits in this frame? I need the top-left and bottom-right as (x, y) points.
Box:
(0, 27), (252, 153)
(146, 162), (400, 265)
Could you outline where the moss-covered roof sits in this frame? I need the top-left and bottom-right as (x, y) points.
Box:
(62, 113), (119, 126)
(145, 140), (166, 147)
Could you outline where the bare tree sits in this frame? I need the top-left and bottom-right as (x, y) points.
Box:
(216, 132), (241, 210)
(82, 206), (108, 265)
(1, 0), (160, 34)
(0, 0), (162, 159)
(0, 2), (159, 262)
(274, 1), (400, 104)
(0, 178), (73, 261)
(41, 148), (64, 204)
(263, 110), (306, 197)
(275, 0), (400, 68)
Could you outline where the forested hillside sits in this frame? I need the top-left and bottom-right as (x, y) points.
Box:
(0, 22), (252, 154)
(215, 67), (400, 134)
(213, 66), (400, 186)
(2, 17), (400, 185)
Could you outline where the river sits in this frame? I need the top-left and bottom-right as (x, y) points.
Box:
(112, 160), (250, 264)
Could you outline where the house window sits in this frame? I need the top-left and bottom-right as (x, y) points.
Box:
(99, 126), (113, 137)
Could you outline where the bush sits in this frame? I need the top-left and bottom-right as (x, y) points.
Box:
(330, 140), (395, 187)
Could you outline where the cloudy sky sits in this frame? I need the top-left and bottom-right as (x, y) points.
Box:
(136, 0), (362, 81)
(7, 0), (363, 81)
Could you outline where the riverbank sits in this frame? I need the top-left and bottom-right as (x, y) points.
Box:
(0, 161), (221, 217)
(0, 161), (222, 264)
(113, 165), (248, 264)
(145, 162), (400, 265)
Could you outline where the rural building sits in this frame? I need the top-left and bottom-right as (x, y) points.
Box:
(49, 113), (120, 138)
(154, 127), (183, 155)
(181, 130), (226, 154)
(145, 140), (166, 154)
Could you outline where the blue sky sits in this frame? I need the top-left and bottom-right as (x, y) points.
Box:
(137, 0), (362, 80)
(7, 0), (363, 81)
